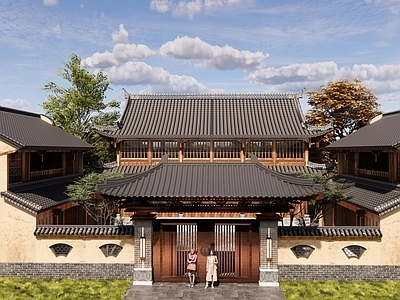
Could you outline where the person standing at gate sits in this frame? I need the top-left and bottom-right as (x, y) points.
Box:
(204, 250), (218, 289)
(187, 248), (197, 287)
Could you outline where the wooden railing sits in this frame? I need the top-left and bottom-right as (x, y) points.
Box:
(357, 169), (389, 182)
(30, 168), (64, 181)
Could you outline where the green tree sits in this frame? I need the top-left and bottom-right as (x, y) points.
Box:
(294, 172), (353, 225)
(66, 171), (124, 225)
(306, 78), (381, 142)
(41, 53), (120, 169)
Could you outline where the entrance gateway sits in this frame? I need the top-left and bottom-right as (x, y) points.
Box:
(153, 220), (260, 283)
(95, 157), (324, 286)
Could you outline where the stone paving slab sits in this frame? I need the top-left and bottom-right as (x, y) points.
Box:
(124, 283), (287, 300)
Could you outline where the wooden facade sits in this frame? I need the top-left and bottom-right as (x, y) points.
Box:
(0, 106), (93, 226)
(326, 110), (400, 226)
(116, 139), (308, 167)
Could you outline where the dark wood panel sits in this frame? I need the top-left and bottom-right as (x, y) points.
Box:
(153, 220), (259, 283)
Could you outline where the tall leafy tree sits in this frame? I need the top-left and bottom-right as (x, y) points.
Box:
(41, 53), (120, 169)
(306, 78), (381, 142)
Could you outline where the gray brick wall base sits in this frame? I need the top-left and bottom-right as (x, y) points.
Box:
(259, 268), (279, 287)
(0, 263), (135, 279)
(279, 265), (400, 281)
(132, 267), (153, 285)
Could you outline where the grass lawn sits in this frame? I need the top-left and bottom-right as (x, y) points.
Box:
(0, 278), (131, 300)
(280, 280), (400, 300)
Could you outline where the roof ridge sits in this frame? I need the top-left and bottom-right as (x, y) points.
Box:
(0, 106), (41, 118)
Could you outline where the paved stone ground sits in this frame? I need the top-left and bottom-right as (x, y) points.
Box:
(124, 282), (287, 300)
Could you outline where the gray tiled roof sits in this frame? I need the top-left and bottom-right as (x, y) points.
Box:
(278, 226), (382, 237)
(1, 175), (80, 214)
(102, 163), (328, 175)
(34, 225), (134, 236)
(0, 106), (93, 150)
(327, 110), (400, 150)
(94, 93), (330, 139)
(96, 156), (323, 199)
(340, 175), (400, 215)
(105, 164), (153, 174)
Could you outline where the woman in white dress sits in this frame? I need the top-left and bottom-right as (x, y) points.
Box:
(204, 250), (218, 289)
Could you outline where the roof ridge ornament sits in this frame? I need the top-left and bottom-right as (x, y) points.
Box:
(122, 88), (130, 100)
(250, 154), (259, 164)
(161, 154), (169, 164)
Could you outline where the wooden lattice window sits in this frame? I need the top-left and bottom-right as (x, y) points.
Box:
(246, 141), (272, 159)
(291, 245), (315, 259)
(342, 245), (366, 259)
(183, 141), (210, 159)
(214, 141), (241, 159)
(99, 244), (123, 257)
(121, 140), (148, 159)
(277, 140), (304, 159)
(50, 243), (73, 257)
(152, 141), (179, 159)
(8, 152), (22, 184)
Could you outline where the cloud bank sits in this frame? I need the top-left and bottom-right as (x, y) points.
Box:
(248, 62), (400, 94)
(160, 36), (267, 71)
(104, 61), (209, 93)
(0, 98), (31, 111)
(149, 0), (252, 19)
(82, 26), (400, 97)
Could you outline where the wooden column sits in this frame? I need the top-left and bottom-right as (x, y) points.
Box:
(272, 141), (277, 165)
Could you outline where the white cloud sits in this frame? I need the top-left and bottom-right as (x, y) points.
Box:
(173, 0), (202, 19)
(43, 0), (58, 7)
(112, 24), (129, 44)
(204, 0), (252, 10)
(82, 44), (156, 68)
(248, 62), (338, 84)
(159, 36), (267, 71)
(150, 0), (171, 13)
(151, 0), (253, 18)
(378, 93), (400, 103)
(104, 61), (210, 93)
(0, 98), (31, 111)
(248, 62), (400, 94)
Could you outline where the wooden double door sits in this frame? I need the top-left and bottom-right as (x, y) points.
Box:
(153, 220), (259, 283)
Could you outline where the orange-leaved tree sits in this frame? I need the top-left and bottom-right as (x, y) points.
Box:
(306, 78), (381, 143)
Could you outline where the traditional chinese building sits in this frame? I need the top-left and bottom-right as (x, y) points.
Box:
(325, 110), (400, 226)
(94, 92), (328, 285)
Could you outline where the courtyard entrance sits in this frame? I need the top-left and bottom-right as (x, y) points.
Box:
(153, 220), (260, 283)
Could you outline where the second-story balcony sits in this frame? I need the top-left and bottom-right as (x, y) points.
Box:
(357, 168), (389, 182)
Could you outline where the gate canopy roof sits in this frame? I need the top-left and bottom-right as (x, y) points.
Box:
(96, 156), (323, 200)
(94, 92), (330, 139)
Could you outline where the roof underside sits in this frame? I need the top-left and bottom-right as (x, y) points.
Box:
(95, 93), (329, 139)
(327, 110), (400, 150)
(0, 106), (93, 150)
(96, 159), (323, 199)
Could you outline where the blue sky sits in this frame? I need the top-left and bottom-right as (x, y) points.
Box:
(1, 0), (399, 114)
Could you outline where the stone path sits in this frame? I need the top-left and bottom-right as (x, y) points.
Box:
(124, 282), (287, 300)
